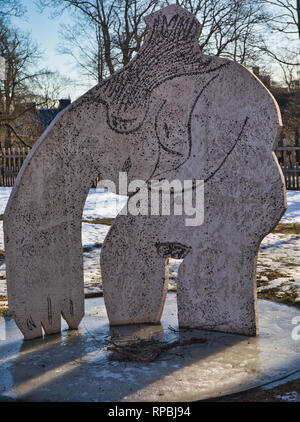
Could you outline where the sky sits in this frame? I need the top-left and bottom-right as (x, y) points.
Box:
(11, 0), (91, 100)
(8, 0), (299, 103)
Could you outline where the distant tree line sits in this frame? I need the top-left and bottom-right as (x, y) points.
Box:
(0, 0), (72, 147)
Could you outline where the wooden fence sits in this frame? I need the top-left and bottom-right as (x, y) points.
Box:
(280, 165), (300, 190)
(0, 146), (99, 187)
(0, 146), (31, 187)
(0, 145), (300, 189)
(275, 146), (300, 190)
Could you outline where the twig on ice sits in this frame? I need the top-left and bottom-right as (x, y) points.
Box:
(107, 337), (207, 362)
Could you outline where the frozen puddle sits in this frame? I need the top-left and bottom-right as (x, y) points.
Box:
(0, 294), (299, 402)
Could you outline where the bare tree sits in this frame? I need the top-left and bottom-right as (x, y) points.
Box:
(39, 0), (271, 84)
(263, 0), (300, 40)
(31, 71), (73, 109)
(258, 0), (300, 66)
(278, 58), (300, 91)
(111, 0), (159, 66)
(58, 14), (106, 83)
(0, 1), (75, 148)
(0, 22), (52, 147)
(0, 0), (26, 20)
(40, 0), (160, 80)
(171, 0), (269, 64)
(57, 1), (158, 83)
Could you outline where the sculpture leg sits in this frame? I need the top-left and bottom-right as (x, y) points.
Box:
(3, 106), (96, 340)
(101, 215), (168, 325)
(176, 235), (258, 336)
(5, 211), (85, 340)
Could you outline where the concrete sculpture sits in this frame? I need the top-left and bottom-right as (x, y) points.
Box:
(4, 4), (286, 340)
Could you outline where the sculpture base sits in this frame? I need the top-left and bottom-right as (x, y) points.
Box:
(0, 293), (299, 402)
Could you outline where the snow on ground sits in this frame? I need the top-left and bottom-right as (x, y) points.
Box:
(281, 191), (300, 224)
(0, 187), (13, 215)
(257, 232), (300, 303)
(82, 188), (128, 220)
(0, 188), (300, 300)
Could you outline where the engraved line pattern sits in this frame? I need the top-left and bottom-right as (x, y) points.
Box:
(88, 12), (229, 134)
